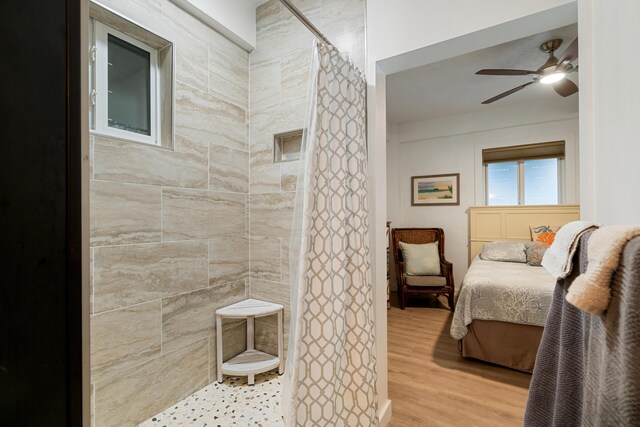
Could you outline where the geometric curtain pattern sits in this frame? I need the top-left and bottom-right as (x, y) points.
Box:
(284, 41), (378, 426)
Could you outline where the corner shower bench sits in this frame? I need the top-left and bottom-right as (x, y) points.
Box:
(216, 298), (284, 385)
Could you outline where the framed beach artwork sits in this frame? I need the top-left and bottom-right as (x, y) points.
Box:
(411, 173), (460, 206)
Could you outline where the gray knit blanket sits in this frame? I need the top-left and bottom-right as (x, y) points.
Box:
(524, 233), (640, 426)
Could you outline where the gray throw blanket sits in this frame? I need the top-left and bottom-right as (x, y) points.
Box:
(525, 233), (640, 426)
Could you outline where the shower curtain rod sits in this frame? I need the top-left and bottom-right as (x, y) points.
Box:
(278, 0), (334, 47)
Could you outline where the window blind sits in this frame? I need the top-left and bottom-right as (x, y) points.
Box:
(482, 140), (565, 164)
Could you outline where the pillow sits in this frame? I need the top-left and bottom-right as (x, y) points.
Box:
(399, 241), (441, 276)
(530, 225), (561, 244)
(526, 241), (550, 266)
(479, 241), (527, 263)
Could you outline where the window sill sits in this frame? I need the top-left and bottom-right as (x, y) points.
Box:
(90, 130), (174, 151)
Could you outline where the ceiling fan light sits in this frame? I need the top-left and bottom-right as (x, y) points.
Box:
(540, 72), (566, 84)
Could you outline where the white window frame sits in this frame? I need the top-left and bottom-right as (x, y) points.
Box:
(485, 157), (564, 206)
(91, 20), (160, 146)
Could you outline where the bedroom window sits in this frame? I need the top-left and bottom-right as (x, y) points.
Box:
(483, 141), (564, 206)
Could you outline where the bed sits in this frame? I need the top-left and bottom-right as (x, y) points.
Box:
(451, 256), (555, 372)
(452, 205), (580, 372)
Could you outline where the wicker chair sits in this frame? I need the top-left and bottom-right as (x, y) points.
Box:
(391, 228), (455, 311)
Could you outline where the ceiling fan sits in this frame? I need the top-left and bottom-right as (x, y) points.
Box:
(476, 38), (578, 104)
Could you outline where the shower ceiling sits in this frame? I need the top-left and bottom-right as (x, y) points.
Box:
(386, 24), (579, 124)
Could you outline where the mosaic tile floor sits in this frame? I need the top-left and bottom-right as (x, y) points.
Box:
(139, 370), (284, 427)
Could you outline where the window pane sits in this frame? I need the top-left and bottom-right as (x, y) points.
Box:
(524, 158), (558, 205)
(107, 34), (151, 136)
(487, 161), (518, 206)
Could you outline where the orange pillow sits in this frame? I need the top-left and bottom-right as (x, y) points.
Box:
(530, 225), (560, 244)
(536, 231), (557, 244)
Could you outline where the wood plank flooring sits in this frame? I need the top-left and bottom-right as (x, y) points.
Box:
(387, 293), (531, 427)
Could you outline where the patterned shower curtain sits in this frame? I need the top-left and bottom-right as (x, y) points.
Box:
(283, 41), (378, 426)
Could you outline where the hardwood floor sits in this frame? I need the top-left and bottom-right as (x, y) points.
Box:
(387, 293), (531, 427)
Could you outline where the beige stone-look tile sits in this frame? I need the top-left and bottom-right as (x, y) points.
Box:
(175, 81), (246, 150)
(245, 194), (250, 239)
(281, 237), (292, 283)
(90, 180), (161, 247)
(250, 192), (295, 238)
(89, 1), (167, 49)
(256, 0), (281, 32)
(93, 241), (209, 313)
(250, 145), (275, 169)
(209, 237), (249, 285)
(162, 188), (245, 241)
(290, 0), (322, 14)
(90, 300), (161, 383)
(161, 0), (247, 64)
(89, 135), (94, 179)
(322, 0), (365, 41)
(164, 1), (249, 70)
(91, 382), (95, 427)
(281, 50), (311, 101)
(93, 134), (208, 189)
(250, 160), (281, 194)
(250, 237), (282, 282)
(250, 97), (307, 154)
(209, 47), (249, 110)
(90, 248), (94, 315)
(209, 144), (248, 193)
(250, 279), (290, 313)
(256, 315), (288, 357)
(250, 59), (281, 110)
(252, 3), (319, 66)
(175, 35), (209, 94)
(210, 319), (247, 380)
(334, 25), (366, 73)
(251, 278), (290, 356)
(280, 160), (299, 192)
(161, 281), (246, 353)
(94, 339), (208, 427)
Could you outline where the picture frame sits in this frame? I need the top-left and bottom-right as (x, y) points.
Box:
(411, 173), (460, 206)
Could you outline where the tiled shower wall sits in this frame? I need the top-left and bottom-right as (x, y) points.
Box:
(249, 0), (366, 354)
(88, 0), (365, 424)
(89, 1), (250, 425)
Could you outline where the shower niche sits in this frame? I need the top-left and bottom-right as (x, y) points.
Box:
(274, 129), (303, 163)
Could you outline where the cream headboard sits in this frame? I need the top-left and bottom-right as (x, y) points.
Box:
(468, 205), (580, 264)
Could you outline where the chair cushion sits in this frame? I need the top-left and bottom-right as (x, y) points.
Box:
(399, 241), (441, 276)
(405, 275), (448, 287)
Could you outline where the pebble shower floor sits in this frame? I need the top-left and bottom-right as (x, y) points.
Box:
(139, 371), (284, 427)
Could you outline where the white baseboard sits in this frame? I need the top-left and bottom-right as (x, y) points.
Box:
(378, 399), (392, 426)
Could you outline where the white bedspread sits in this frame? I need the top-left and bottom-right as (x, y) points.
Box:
(450, 257), (556, 340)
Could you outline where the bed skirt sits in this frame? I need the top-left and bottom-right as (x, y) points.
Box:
(461, 320), (543, 373)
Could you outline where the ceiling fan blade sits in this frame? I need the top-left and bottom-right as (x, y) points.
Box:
(553, 79), (578, 97)
(476, 69), (538, 76)
(481, 82), (535, 104)
(557, 38), (578, 64)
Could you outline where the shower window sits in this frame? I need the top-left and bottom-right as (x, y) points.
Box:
(91, 20), (160, 145)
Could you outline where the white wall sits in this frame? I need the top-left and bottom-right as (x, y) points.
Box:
(367, 1), (580, 424)
(388, 102), (579, 284)
(578, 0), (640, 224)
(366, 3), (391, 426)
(369, 0), (576, 74)
(171, 0), (257, 50)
